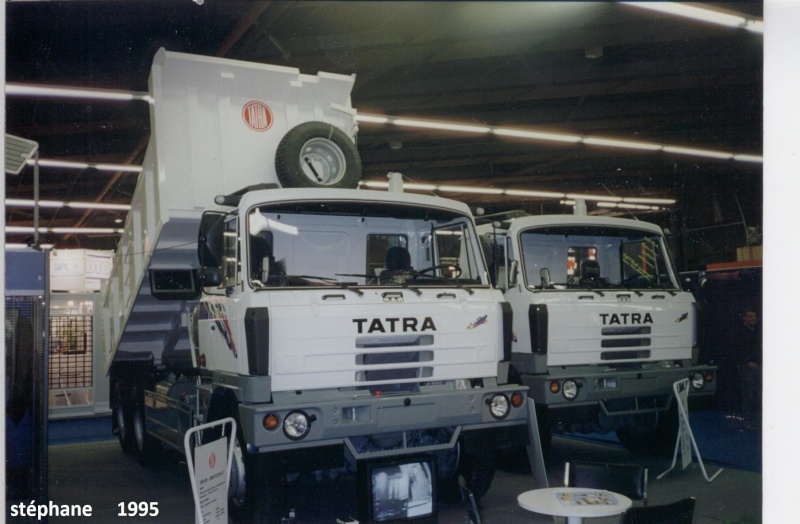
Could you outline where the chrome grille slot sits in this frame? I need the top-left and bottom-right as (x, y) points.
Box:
(356, 334), (434, 348)
(601, 326), (651, 335)
(601, 350), (651, 360)
(601, 338), (651, 348)
(356, 351), (433, 365)
(355, 367), (434, 383)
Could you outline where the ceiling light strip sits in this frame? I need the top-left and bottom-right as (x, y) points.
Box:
(6, 226), (125, 235)
(5, 199), (131, 211)
(357, 180), (674, 205)
(355, 114), (762, 164)
(621, 2), (764, 34)
(28, 158), (142, 173)
(5, 83), (152, 102)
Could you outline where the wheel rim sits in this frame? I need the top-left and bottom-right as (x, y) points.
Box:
(298, 138), (347, 185)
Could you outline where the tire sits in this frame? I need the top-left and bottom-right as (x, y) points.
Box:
(205, 387), (285, 523)
(457, 449), (496, 502)
(114, 384), (136, 455)
(275, 121), (362, 189)
(534, 402), (552, 456)
(615, 403), (679, 457)
(132, 388), (161, 465)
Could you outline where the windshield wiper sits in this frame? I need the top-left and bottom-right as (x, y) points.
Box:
(411, 273), (475, 295)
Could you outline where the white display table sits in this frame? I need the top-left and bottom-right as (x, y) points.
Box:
(518, 486), (632, 524)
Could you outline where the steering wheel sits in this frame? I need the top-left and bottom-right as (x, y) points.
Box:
(414, 263), (462, 278)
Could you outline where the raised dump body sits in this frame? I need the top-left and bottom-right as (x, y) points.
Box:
(101, 48), (359, 374)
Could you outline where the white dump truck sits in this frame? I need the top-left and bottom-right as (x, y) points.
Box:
(100, 49), (529, 522)
(478, 206), (716, 453)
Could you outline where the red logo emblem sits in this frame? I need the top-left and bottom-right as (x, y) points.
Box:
(242, 101), (273, 132)
(209, 452), (216, 469)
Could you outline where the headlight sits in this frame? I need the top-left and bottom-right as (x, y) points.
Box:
(690, 372), (705, 391)
(283, 411), (313, 440)
(562, 379), (579, 400)
(487, 394), (510, 419)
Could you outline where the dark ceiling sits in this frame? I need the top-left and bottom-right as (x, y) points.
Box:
(4, 1), (763, 267)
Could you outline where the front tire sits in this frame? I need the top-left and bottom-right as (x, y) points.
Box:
(205, 387), (285, 523)
(457, 450), (495, 502)
(616, 403), (679, 456)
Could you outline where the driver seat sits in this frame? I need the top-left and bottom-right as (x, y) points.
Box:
(380, 246), (412, 284)
(579, 259), (601, 286)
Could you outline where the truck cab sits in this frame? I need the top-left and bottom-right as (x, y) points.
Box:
(480, 213), (716, 453)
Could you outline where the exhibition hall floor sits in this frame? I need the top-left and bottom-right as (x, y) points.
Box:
(45, 408), (762, 523)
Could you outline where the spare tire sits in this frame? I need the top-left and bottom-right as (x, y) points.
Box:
(275, 121), (362, 189)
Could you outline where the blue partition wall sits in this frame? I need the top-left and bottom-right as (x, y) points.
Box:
(5, 248), (49, 504)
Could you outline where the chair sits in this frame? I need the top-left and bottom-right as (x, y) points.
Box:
(564, 460), (648, 506)
(379, 246), (412, 283)
(579, 259), (602, 286)
(621, 497), (695, 524)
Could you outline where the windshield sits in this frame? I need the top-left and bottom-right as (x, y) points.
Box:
(246, 200), (487, 289)
(518, 225), (678, 290)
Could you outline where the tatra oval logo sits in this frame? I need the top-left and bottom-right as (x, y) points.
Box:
(242, 101), (273, 132)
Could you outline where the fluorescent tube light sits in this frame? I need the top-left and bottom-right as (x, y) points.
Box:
(5, 83), (151, 101)
(438, 185), (504, 195)
(6, 226), (125, 234)
(733, 154), (764, 163)
(582, 137), (661, 151)
(566, 193), (624, 202)
(30, 159), (142, 173)
(622, 197), (676, 205)
(504, 189), (566, 198)
(5, 199), (64, 209)
(622, 2), (764, 34)
(662, 146), (734, 160)
(355, 114), (391, 124)
(5, 199), (131, 211)
(393, 118), (491, 134)
(493, 128), (582, 143)
(403, 183), (438, 191)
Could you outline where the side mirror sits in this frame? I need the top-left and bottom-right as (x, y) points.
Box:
(198, 211), (225, 269)
(202, 267), (222, 287)
(540, 268), (551, 289)
(508, 260), (519, 287)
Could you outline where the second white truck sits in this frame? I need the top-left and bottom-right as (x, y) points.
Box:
(479, 207), (716, 453)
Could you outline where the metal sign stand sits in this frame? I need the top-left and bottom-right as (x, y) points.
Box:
(657, 379), (722, 482)
(184, 417), (237, 524)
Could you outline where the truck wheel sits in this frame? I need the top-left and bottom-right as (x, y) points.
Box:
(206, 387), (286, 523)
(237, 450), (285, 524)
(535, 402), (552, 456)
(615, 404), (679, 456)
(114, 386), (136, 455)
(132, 388), (161, 465)
(457, 449), (496, 502)
(275, 121), (362, 189)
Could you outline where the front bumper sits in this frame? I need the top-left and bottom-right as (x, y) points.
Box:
(238, 384), (530, 456)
